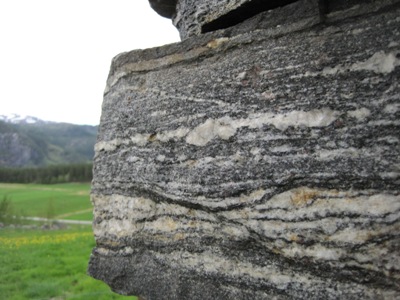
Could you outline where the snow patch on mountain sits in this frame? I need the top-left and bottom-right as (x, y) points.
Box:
(0, 114), (49, 124)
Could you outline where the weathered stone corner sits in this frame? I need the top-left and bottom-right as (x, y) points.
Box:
(149, 0), (397, 39)
(149, 0), (177, 18)
(89, 0), (400, 299)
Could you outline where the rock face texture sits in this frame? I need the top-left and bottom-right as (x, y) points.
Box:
(150, 0), (391, 39)
(89, 0), (400, 299)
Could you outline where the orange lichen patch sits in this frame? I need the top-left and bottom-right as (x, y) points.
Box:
(167, 218), (178, 230)
(206, 37), (230, 49)
(148, 133), (158, 142)
(289, 234), (301, 242)
(291, 188), (318, 207)
(185, 160), (198, 167)
(173, 233), (186, 241)
(153, 216), (178, 232)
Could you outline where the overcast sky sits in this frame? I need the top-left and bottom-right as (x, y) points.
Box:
(0, 0), (180, 125)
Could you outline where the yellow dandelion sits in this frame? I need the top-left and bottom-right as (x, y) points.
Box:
(0, 232), (93, 249)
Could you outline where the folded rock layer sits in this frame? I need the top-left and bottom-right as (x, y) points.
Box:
(89, 1), (400, 299)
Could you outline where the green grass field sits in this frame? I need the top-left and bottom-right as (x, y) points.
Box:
(0, 183), (137, 300)
(0, 183), (93, 220)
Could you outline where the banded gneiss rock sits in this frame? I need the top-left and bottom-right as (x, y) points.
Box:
(88, 0), (400, 299)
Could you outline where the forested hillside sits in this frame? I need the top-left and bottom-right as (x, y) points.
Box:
(0, 119), (97, 168)
(0, 163), (92, 184)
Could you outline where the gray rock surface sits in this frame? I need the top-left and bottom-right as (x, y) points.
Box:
(89, 0), (400, 299)
(173, 0), (302, 39)
(151, 0), (385, 39)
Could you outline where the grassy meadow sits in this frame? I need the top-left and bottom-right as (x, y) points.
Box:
(0, 183), (137, 300)
(0, 183), (93, 220)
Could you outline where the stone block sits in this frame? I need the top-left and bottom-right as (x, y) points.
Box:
(89, 1), (400, 299)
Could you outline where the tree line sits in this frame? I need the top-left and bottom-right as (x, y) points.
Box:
(0, 163), (92, 184)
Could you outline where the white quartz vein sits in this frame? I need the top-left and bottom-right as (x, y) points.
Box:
(293, 50), (400, 79)
(95, 108), (340, 152)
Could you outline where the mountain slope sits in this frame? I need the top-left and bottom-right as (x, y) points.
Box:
(0, 119), (97, 168)
(0, 121), (46, 167)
